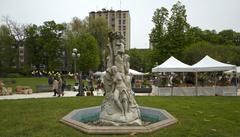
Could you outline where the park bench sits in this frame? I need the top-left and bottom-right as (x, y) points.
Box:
(36, 85), (52, 92)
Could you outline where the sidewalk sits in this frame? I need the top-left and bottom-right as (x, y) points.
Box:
(0, 91), (77, 100)
(1, 90), (239, 100)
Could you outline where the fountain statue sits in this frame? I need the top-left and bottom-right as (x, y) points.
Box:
(60, 32), (178, 134)
(99, 32), (142, 126)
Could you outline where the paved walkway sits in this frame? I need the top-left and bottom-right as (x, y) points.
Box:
(0, 89), (105, 100)
(1, 90), (239, 100)
(0, 91), (78, 100)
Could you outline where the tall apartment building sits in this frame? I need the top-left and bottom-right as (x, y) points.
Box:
(89, 9), (131, 50)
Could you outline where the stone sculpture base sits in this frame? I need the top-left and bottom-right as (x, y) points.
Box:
(60, 106), (178, 134)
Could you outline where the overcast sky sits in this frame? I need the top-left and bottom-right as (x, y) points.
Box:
(0, 0), (239, 49)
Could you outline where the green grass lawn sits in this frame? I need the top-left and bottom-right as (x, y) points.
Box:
(0, 77), (75, 92)
(0, 96), (239, 137)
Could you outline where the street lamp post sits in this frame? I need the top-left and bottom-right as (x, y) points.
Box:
(72, 48), (80, 74)
(72, 48), (83, 96)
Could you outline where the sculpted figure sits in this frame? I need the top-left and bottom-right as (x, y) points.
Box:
(111, 66), (129, 116)
(99, 32), (142, 126)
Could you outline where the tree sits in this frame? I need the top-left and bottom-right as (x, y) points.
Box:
(149, 7), (169, 63)
(0, 25), (16, 71)
(183, 41), (240, 65)
(185, 26), (203, 45)
(76, 34), (100, 72)
(3, 16), (26, 68)
(127, 49), (152, 72)
(24, 21), (65, 70)
(167, 1), (189, 58)
(39, 21), (65, 70)
(150, 1), (189, 64)
(64, 17), (100, 72)
(24, 24), (44, 69)
(88, 16), (109, 71)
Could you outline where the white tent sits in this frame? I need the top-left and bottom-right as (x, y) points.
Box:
(93, 69), (144, 76)
(225, 66), (240, 74)
(93, 71), (105, 76)
(191, 55), (237, 96)
(192, 55), (236, 72)
(152, 56), (194, 72)
(129, 69), (145, 75)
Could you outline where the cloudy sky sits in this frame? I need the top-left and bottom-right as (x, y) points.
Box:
(0, 0), (239, 49)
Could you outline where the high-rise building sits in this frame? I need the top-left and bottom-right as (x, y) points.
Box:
(89, 9), (131, 50)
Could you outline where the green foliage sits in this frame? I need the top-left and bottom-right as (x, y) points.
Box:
(24, 21), (65, 70)
(25, 24), (43, 68)
(167, 1), (189, 57)
(127, 49), (152, 72)
(76, 34), (100, 72)
(183, 41), (240, 65)
(150, 1), (189, 64)
(0, 25), (17, 70)
(150, 1), (240, 67)
(88, 17), (109, 71)
(64, 17), (101, 73)
(40, 21), (65, 70)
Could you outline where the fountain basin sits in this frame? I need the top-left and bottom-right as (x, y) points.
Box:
(60, 106), (177, 134)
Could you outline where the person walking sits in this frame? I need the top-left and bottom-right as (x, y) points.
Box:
(61, 76), (66, 96)
(58, 76), (63, 97)
(52, 77), (59, 96)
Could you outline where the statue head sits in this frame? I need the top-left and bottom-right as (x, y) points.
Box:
(111, 66), (118, 74)
(116, 42), (125, 54)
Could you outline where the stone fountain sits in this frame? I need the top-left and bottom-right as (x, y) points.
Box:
(60, 32), (177, 134)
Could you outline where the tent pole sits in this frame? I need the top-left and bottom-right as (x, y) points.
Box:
(195, 72), (198, 96)
(235, 68), (238, 96)
(214, 72), (217, 95)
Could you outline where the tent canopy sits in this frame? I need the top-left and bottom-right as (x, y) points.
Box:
(129, 69), (145, 75)
(93, 69), (144, 76)
(225, 66), (240, 74)
(152, 56), (194, 72)
(192, 55), (236, 72)
(152, 55), (236, 73)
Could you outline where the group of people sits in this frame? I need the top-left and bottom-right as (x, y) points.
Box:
(48, 75), (66, 97)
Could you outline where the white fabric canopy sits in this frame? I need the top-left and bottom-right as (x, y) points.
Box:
(93, 71), (104, 76)
(192, 55), (236, 72)
(225, 66), (240, 74)
(93, 69), (144, 76)
(152, 56), (194, 72)
(129, 69), (145, 75)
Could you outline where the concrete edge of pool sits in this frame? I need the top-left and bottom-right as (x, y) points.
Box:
(60, 106), (178, 134)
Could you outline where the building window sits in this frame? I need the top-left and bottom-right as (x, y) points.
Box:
(123, 26), (126, 30)
(119, 20), (121, 24)
(123, 20), (126, 24)
(123, 13), (126, 18)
